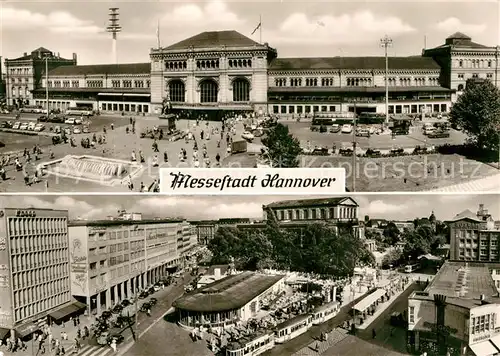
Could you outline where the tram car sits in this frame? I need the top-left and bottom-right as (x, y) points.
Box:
(225, 331), (275, 356)
(311, 301), (340, 325)
(274, 314), (313, 344)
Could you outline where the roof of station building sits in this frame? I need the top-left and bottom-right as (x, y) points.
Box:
(173, 271), (284, 312)
(47, 63), (150, 76)
(269, 56), (440, 71)
(165, 30), (263, 50)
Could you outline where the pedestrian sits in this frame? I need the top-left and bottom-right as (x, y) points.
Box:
(111, 123), (114, 130)
(372, 328), (376, 339)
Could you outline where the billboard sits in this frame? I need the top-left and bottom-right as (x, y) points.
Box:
(69, 227), (89, 296)
(0, 211), (14, 328)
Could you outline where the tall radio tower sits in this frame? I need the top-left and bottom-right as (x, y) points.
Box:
(106, 8), (122, 64)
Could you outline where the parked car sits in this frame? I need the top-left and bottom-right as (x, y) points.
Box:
(149, 297), (158, 306)
(101, 310), (112, 319)
(365, 148), (382, 157)
(355, 128), (370, 137)
(64, 118), (76, 125)
(140, 302), (152, 312)
(83, 126), (90, 133)
(19, 123), (29, 130)
(54, 126), (61, 134)
(139, 291), (149, 299)
(341, 124), (352, 134)
(329, 124), (340, 133)
(73, 127), (82, 134)
(12, 122), (20, 130)
(74, 118), (83, 125)
(97, 332), (110, 345)
(427, 130), (450, 138)
(64, 128), (71, 135)
(339, 147), (353, 156)
(112, 304), (124, 313)
(34, 124), (45, 132)
(241, 131), (255, 141)
(153, 285), (160, 292)
(27, 122), (36, 131)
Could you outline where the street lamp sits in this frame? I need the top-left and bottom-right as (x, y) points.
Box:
(44, 57), (49, 115)
(380, 35), (393, 125)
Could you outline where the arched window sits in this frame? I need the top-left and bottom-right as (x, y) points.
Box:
(169, 80), (185, 102)
(200, 79), (218, 103)
(233, 78), (250, 102)
(457, 84), (464, 91)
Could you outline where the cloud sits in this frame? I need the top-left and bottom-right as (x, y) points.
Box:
(159, 0), (244, 32)
(1, 7), (104, 38)
(272, 11), (415, 46)
(435, 17), (486, 35)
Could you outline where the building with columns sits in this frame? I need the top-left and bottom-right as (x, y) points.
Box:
(25, 30), (498, 117)
(4, 47), (76, 108)
(68, 217), (197, 315)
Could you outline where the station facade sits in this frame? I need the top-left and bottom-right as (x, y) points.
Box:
(5, 30), (499, 116)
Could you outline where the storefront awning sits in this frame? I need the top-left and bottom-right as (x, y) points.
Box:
(0, 327), (10, 339)
(470, 341), (498, 356)
(124, 93), (150, 97)
(48, 301), (87, 321)
(15, 323), (39, 338)
(352, 288), (386, 312)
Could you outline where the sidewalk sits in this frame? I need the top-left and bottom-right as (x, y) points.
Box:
(428, 171), (500, 192)
(356, 280), (412, 330)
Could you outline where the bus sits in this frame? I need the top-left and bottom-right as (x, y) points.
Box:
(67, 107), (93, 116)
(404, 263), (421, 273)
(20, 105), (43, 114)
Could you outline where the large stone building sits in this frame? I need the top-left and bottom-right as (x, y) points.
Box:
(4, 47), (77, 108)
(11, 30), (499, 116)
(67, 216), (197, 315)
(0, 208), (85, 340)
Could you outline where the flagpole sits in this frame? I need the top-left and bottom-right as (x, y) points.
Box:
(157, 19), (161, 48)
(259, 14), (262, 43)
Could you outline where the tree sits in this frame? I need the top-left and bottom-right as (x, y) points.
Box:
(261, 123), (302, 167)
(450, 79), (500, 151)
(383, 222), (400, 245)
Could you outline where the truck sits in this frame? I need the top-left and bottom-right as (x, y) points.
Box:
(231, 140), (247, 154)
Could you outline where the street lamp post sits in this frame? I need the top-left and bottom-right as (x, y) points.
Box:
(380, 35), (393, 125)
(44, 57), (49, 114)
(352, 101), (357, 192)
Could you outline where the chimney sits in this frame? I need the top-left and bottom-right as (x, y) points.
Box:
(57, 52), (60, 58)
(73, 53), (77, 64)
(23, 52), (27, 57)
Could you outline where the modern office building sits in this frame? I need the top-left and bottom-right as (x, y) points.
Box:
(21, 30), (498, 116)
(407, 261), (500, 356)
(0, 208), (83, 339)
(449, 204), (499, 261)
(68, 216), (197, 315)
(4, 47), (76, 108)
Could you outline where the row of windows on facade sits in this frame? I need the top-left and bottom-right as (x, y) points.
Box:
(13, 277), (67, 306)
(457, 59), (497, 69)
(11, 250), (67, 273)
(47, 80), (150, 89)
(10, 78), (29, 83)
(110, 263), (134, 279)
(8, 218), (67, 236)
(10, 235), (67, 255)
(165, 59), (252, 71)
(89, 260), (106, 270)
(109, 253), (130, 266)
(14, 292), (70, 323)
(12, 264), (68, 292)
(9, 68), (31, 75)
(274, 77), (439, 87)
(10, 87), (29, 97)
(470, 314), (495, 334)
(457, 73), (495, 80)
(458, 238), (499, 245)
(167, 79), (250, 103)
(275, 207), (357, 221)
(102, 103), (150, 113)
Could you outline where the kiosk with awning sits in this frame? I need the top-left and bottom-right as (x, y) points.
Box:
(48, 301), (87, 323)
(352, 288), (386, 322)
(469, 340), (499, 356)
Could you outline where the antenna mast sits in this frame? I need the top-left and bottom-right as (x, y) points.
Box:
(106, 8), (122, 64)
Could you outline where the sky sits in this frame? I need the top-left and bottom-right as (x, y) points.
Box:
(1, 0), (498, 65)
(0, 194), (498, 222)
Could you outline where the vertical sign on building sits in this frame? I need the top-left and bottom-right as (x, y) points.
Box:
(69, 228), (89, 296)
(0, 211), (14, 328)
